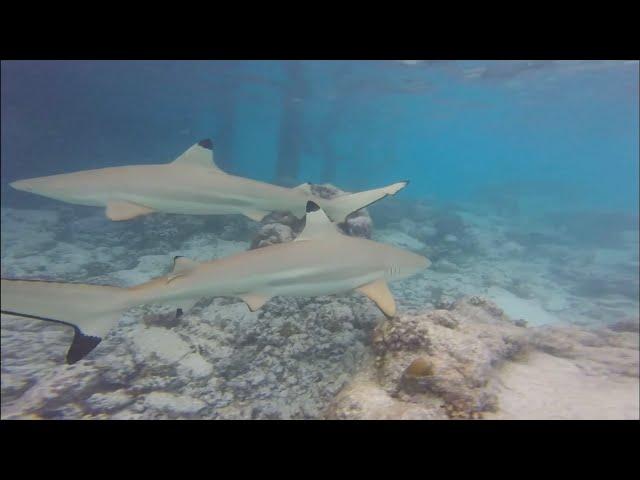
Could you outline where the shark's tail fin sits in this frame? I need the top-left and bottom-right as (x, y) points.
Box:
(322, 181), (409, 222)
(0, 278), (132, 364)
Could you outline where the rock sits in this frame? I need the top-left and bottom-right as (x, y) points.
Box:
(326, 377), (447, 420)
(176, 353), (214, 379)
(416, 225), (438, 240)
(433, 211), (467, 239)
(340, 211), (372, 238)
(140, 214), (207, 248)
(131, 326), (192, 364)
(609, 319), (640, 333)
(370, 297), (530, 417)
(433, 259), (459, 273)
(260, 211), (303, 230)
(143, 392), (207, 416)
(250, 223), (295, 249)
(0, 373), (32, 402)
(86, 390), (135, 413)
(337, 295), (639, 420)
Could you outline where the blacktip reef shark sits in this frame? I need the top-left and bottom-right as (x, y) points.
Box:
(10, 139), (408, 223)
(1, 201), (430, 364)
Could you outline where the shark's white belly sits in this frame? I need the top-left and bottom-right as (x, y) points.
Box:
(109, 187), (300, 217)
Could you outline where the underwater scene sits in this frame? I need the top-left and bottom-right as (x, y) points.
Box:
(0, 60), (638, 420)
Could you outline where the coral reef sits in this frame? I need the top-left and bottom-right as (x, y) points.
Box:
(1, 202), (638, 420)
(1, 293), (381, 419)
(327, 296), (639, 420)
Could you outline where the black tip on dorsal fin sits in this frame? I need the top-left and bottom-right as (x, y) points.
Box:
(66, 327), (102, 364)
(198, 138), (213, 150)
(306, 201), (320, 213)
(402, 180), (410, 186)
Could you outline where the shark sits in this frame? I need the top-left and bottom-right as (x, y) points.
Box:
(1, 201), (430, 364)
(10, 139), (408, 223)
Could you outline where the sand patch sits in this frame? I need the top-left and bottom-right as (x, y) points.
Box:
(486, 351), (640, 420)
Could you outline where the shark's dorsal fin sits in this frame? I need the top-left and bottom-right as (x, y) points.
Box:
(171, 139), (225, 173)
(357, 279), (397, 318)
(240, 293), (271, 311)
(295, 201), (341, 241)
(167, 256), (200, 283)
(106, 200), (155, 221)
(293, 182), (313, 195)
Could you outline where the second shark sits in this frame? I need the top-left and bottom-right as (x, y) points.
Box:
(11, 139), (408, 222)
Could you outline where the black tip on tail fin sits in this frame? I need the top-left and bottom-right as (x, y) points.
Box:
(306, 201), (320, 213)
(198, 138), (213, 150)
(66, 327), (102, 364)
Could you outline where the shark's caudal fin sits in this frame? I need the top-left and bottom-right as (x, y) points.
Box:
(0, 279), (131, 364)
(321, 181), (409, 222)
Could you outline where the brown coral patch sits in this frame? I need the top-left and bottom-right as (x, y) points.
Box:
(404, 357), (435, 378)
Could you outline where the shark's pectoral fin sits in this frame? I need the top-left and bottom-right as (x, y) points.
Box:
(295, 201), (341, 241)
(357, 279), (397, 318)
(242, 210), (269, 222)
(167, 256), (200, 283)
(240, 293), (271, 312)
(106, 200), (155, 221)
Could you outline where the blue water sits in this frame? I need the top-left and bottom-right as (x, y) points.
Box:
(2, 60), (638, 215)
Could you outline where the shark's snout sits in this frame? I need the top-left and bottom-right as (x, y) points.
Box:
(10, 179), (34, 192)
(10, 177), (67, 201)
(411, 253), (431, 274)
(390, 251), (431, 280)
